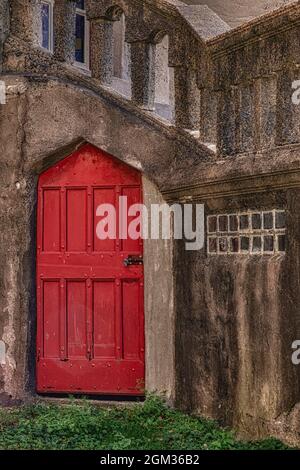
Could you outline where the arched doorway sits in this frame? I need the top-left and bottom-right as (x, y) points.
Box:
(36, 143), (145, 396)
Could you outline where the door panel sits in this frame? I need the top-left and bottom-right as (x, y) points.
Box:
(67, 281), (87, 359)
(66, 189), (87, 252)
(123, 281), (141, 360)
(43, 280), (60, 359)
(42, 189), (60, 252)
(93, 188), (116, 252)
(37, 144), (145, 395)
(121, 186), (142, 253)
(93, 281), (116, 359)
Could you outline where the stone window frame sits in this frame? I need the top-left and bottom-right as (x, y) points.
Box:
(207, 210), (286, 256)
(40, 0), (55, 53)
(75, 0), (90, 70)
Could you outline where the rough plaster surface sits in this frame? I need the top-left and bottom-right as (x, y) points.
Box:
(175, 191), (300, 440)
(143, 177), (175, 400)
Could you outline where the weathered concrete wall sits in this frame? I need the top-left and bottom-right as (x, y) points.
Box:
(174, 190), (300, 441)
(0, 77), (33, 403)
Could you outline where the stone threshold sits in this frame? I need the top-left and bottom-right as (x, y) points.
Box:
(32, 395), (145, 408)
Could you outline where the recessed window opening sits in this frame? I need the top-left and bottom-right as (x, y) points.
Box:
(154, 35), (174, 122)
(112, 13), (131, 98)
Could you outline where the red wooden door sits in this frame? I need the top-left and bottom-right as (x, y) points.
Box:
(36, 144), (145, 395)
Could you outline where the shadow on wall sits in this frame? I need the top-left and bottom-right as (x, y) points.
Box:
(110, 17), (174, 122)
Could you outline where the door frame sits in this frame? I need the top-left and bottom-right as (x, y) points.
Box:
(29, 141), (174, 401)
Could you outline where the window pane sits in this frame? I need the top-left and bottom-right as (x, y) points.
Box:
(275, 211), (286, 229)
(41, 3), (50, 50)
(251, 213), (262, 230)
(218, 238), (228, 253)
(207, 210), (286, 256)
(208, 216), (217, 234)
(241, 236), (250, 252)
(263, 235), (274, 252)
(76, 0), (85, 9)
(229, 215), (238, 232)
(239, 214), (249, 230)
(252, 236), (262, 253)
(218, 215), (228, 232)
(277, 234), (286, 252)
(263, 212), (273, 229)
(208, 238), (217, 253)
(75, 14), (85, 63)
(230, 237), (239, 253)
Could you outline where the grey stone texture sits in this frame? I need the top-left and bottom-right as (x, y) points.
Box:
(90, 18), (114, 84)
(178, 4), (230, 39)
(131, 41), (156, 110)
(2, 0), (300, 446)
(53, 0), (77, 63)
(183, 0), (295, 28)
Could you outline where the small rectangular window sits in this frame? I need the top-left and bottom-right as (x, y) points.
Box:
(207, 210), (286, 255)
(41, 0), (54, 52)
(75, 0), (90, 68)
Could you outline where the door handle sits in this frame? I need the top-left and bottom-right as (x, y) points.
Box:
(123, 255), (143, 267)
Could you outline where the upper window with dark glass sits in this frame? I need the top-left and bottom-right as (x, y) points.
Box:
(41, 0), (54, 52)
(76, 0), (85, 8)
(75, 0), (89, 67)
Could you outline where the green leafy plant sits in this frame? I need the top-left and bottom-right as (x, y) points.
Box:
(0, 396), (293, 450)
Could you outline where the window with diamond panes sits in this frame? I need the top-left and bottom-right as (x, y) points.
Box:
(207, 210), (286, 255)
